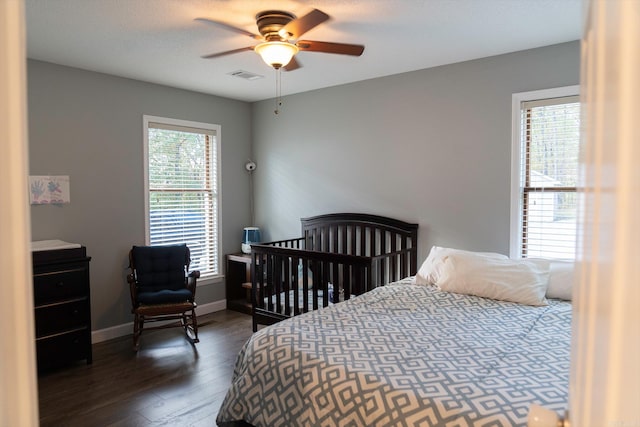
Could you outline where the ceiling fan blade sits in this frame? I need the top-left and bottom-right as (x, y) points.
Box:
(201, 46), (255, 59)
(195, 17), (261, 40)
(279, 9), (329, 39)
(296, 40), (365, 56)
(283, 56), (302, 71)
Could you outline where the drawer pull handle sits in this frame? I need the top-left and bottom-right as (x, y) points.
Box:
(56, 282), (64, 287)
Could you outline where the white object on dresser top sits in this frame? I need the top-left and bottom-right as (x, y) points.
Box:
(31, 240), (82, 252)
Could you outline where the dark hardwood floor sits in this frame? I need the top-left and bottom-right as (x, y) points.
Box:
(38, 310), (254, 427)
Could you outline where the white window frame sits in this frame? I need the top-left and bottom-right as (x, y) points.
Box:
(143, 115), (222, 284)
(510, 85), (580, 259)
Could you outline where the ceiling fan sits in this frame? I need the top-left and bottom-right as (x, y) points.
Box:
(196, 9), (365, 71)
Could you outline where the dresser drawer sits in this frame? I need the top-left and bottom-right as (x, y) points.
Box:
(35, 299), (89, 337)
(33, 267), (87, 303)
(36, 328), (91, 370)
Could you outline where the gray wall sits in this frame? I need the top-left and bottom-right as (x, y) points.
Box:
(251, 41), (580, 263)
(27, 60), (252, 331)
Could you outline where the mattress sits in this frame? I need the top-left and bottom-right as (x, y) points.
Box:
(217, 278), (571, 426)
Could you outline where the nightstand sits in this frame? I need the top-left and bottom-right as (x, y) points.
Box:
(226, 253), (252, 314)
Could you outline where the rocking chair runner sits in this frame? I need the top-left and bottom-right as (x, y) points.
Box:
(127, 244), (200, 351)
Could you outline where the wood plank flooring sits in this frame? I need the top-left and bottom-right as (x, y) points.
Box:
(38, 310), (253, 427)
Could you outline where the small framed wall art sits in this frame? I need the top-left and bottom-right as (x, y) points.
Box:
(29, 175), (71, 204)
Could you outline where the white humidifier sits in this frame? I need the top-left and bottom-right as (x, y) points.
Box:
(242, 227), (261, 254)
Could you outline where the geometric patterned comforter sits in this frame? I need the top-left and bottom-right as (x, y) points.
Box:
(217, 278), (571, 426)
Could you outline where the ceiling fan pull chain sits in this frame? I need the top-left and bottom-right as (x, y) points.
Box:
(274, 68), (283, 115)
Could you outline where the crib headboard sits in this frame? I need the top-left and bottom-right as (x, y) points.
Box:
(300, 213), (419, 279)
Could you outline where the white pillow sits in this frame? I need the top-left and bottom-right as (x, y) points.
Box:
(526, 258), (574, 300)
(436, 251), (550, 306)
(547, 260), (574, 300)
(415, 246), (508, 285)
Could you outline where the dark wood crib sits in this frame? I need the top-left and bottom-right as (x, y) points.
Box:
(250, 213), (419, 331)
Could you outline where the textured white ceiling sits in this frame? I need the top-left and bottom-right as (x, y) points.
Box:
(25, 0), (582, 102)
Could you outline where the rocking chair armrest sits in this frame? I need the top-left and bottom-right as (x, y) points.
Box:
(186, 270), (200, 294)
(127, 273), (138, 305)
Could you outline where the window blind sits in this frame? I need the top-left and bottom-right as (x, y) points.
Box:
(519, 96), (580, 259)
(147, 122), (219, 276)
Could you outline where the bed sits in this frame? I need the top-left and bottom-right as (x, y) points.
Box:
(217, 247), (572, 427)
(248, 213), (419, 331)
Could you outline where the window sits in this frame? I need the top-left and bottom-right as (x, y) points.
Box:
(511, 87), (580, 260)
(143, 115), (221, 279)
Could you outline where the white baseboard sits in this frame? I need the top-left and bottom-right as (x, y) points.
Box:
(91, 299), (228, 344)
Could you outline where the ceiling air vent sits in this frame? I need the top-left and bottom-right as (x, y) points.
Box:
(227, 70), (264, 81)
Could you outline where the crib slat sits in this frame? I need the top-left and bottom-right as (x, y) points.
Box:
(283, 256), (291, 316)
(379, 230), (386, 284)
(399, 234), (407, 278)
(303, 259), (310, 313)
(336, 258), (340, 299)
(312, 262), (320, 311)
(350, 226), (357, 256)
(267, 254), (274, 312)
(390, 232), (397, 282)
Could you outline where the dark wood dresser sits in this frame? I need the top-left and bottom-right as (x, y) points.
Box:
(32, 246), (92, 371)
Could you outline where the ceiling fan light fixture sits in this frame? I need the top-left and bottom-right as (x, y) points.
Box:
(255, 42), (298, 69)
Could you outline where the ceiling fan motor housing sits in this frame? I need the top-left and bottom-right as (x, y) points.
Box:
(256, 10), (296, 41)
